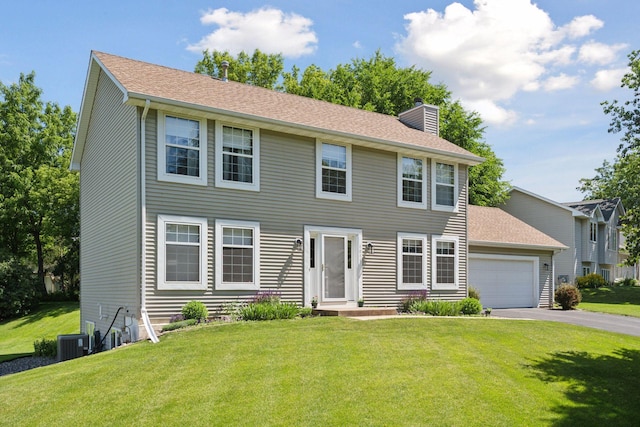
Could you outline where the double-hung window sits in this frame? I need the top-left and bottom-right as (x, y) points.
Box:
(397, 233), (428, 290)
(590, 222), (597, 242)
(158, 215), (208, 290)
(158, 113), (207, 185)
(432, 235), (459, 290)
(316, 142), (352, 201)
(398, 155), (427, 209)
(215, 123), (260, 191)
(215, 220), (260, 290)
(432, 160), (458, 211)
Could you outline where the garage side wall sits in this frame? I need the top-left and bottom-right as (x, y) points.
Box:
(469, 246), (554, 308)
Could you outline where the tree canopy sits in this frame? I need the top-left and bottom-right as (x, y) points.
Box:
(0, 72), (78, 296)
(195, 49), (509, 206)
(579, 50), (640, 265)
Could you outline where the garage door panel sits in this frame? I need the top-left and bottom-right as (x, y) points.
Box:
(469, 257), (537, 309)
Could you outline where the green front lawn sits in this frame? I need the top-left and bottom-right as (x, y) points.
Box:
(579, 286), (640, 317)
(0, 302), (79, 362)
(2, 316), (640, 426)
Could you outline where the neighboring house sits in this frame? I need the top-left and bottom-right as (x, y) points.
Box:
(563, 198), (636, 281)
(502, 187), (635, 286)
(71, 51), (483, 347)
(468, 205), (567, 308)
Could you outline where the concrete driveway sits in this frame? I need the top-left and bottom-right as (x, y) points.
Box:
(492, 308), (640, 337)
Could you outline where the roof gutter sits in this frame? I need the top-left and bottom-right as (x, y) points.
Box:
(139, 99), (159, 344)
(469, 240), (568, 252)
(123, 94), (484, 166)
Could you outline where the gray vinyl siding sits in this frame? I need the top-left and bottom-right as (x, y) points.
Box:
(144, 110), (468, 321)
(469, 246), (555, 308)
(502, 190), (577, 283)
(79, 70), (139, 336)
(398, 105), (439, 135)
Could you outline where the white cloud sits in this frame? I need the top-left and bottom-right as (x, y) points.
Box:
(542, 73), (580, 91)
(394, 0), (621, 125)
(590, 67), (628, 91)
(578, 41), (628, 65)
(187, 7), (318, 58)
(558, 15), (603, 39)
(353, 41), (362, 49)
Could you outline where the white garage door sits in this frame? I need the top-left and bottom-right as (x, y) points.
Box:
(469, 255), (538, 308)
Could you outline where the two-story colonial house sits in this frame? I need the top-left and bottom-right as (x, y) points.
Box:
(71, 52), (483, 347)
(502, 187), (634, 286)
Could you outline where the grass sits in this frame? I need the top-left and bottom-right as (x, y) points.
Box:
(579, 286), (640, 317)
(1, 316), (640, 426)
(0, 301), (79, 362)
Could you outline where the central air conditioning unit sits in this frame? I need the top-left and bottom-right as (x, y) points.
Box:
(57, 334), (89, 362)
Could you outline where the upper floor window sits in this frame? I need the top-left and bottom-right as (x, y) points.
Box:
(215, 123), (260, 191)
(397, 233), (428, 290)
(398, 155), (426, 209)
(215, 220), (261, 290)
(316, 142), (352, 201)
(432, 235), (459, 290)
(158, 113), (207, 186)
(609, 227), (618, 250)
(590, 222), (597, 242)
(157, 215), (208, 290)
(432, 160), (458, 212)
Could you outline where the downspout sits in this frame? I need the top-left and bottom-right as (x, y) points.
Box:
(140, 100), (159, 343)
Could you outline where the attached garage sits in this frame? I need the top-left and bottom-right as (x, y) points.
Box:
(468, 206), (567, 309)
(469, 254), (538, 308)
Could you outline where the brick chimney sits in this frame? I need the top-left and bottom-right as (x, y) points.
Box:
(398, 98), (439, 136)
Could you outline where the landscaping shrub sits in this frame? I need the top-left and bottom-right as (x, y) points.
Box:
(0, 258), (39, 321)
(298, 307), (313, 318)
(615, 277), (639, 287)
(575, 273), (609, 289)
(169, 313), (184, 323)
(468, 286), (480, 300)
(181, 301), (208, 322)
(33, 337), (57, 358)
(239, 301), (300, 321)
(399, 290), (429, 312)
(250, 290), (281, 304)
(410, 300), (460, 316)
(161, 318), (198, 332)
(555, 284), (582, 310)
(459, 297), (482, 315)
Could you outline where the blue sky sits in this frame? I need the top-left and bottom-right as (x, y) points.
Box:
(1, 0), (637, 202)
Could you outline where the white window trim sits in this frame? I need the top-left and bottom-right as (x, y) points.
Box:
(157, 112), (207, 186)
(397, 155), (427, 209)
(397, 233), (428, 290)
(431, 159), (459, 212)
(590, 222), (598, 242)
(215, 219), (261, 291)
(316, 141), (352, 202)
(431, 235), (459, 290)
(157, 215), (208, 291)
(215, 122), (260, 192)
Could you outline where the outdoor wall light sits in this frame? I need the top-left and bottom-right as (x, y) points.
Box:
(295, 238), (303, 250)
(366, 242), (374, 254)
(543, 263), (550, 271)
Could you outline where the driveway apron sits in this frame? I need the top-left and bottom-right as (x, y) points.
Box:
(492, 308), (640, 337)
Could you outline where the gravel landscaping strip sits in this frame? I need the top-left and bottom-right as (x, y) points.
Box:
(0, 356), (57, 377)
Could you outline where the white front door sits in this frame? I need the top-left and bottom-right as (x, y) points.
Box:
(322, 235), (347, 301)
(304, 226), (362, 306)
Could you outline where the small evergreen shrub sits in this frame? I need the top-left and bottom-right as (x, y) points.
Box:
(399, 290), (429, 312)
(575, 273), (609, 289)
(33, 337), (57, 358)
(181, 300), (208, 322)
(459, 297), (482, 315)
(555, 284), (582, 310)
(161, 318), (198, 332)
(468, 286), (480, 300)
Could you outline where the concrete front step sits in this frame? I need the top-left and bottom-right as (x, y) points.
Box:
(312, 307), (398, 317)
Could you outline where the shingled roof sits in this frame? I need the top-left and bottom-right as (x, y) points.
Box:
(72, 51), (483, 170)
(469, 205), (567, 251)
(563, 198), (622, 222)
